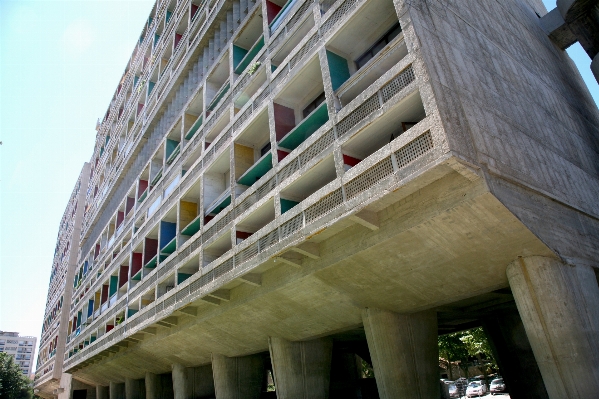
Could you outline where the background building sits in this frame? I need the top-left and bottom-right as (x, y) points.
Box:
(34, 165), (90, 398)
(0, 331), (37, 377)
(36, 0), (599, 398)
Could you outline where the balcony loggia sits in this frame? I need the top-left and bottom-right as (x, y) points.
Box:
(234, 109), (272, 188)
(325, 0), (407, 107)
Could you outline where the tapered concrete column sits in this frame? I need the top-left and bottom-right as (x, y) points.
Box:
(145, 373), (158, 399)
(96, 386), (109, 399)
(172, 364), (191, 399)
(125, 378), (145, 399)
(592, 53), (599, 84)
(212, 353), (264, 399)
(482, 308), (548, 399)
(362, 308), (438, 399)
(268, 337), (333, 399)
(190, 365), (215, 398)
(507, 256), (599, 399)
(109, 382), (125, 399)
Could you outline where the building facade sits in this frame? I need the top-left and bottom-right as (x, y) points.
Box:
(0, 331), (37, 377)
(36, 0), (599, 398)
(35, 165), (90, 397)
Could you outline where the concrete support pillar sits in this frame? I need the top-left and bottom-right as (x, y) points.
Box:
(592, 53), (599, 85)
(125, 378), (145, 399)
(96, 386), (109, 399)
(145, 373), (158, 399)
(212, 353), (264, 399)
(109, 382), (125, 399)
(172, 364), (191, 399)
(482, 308), (549, 399)
(362, 308), (438, 399)
(268, 337), (333, 399)
(507, 256), (599, 399)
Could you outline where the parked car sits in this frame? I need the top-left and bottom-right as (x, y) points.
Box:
(448, 382), (459, 398)
(466, 381), (487, 397)
(490, 378), (507, 395)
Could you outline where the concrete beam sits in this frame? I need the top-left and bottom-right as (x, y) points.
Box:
(540, 8), (577, 49)
(362, 308), (438, 399)
(239, 273), (261, 286)
(349, 210), (379, 230)
(275, 254), (302, 268)
(200, 296), (221, 306)
(208, 289), (231, 301)
(142, 328), (157, 335)
(507, 256), (599, 399)
(291, 242), (320, 259)
(157, 317), (178, 327)
(177, 306), (198, 316)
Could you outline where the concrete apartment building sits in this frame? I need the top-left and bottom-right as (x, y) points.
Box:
(35, 0), (599, 398)
(35, 165), (90, 397)
(0, 331), (37, 377)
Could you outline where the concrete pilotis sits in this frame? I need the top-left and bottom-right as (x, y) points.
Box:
(96, 386), (109, 399)
(507, 256), (599, 399)
(268, 337), (333, 399)
(592, 53), (599, 84)
(212, 353), (264, 399)
(482, 309), (548, 399)
(362, 308), (438, 399)
(125, 378), (145, 399)
(109, 382), (125, 399)
(171, 364), (191, 399)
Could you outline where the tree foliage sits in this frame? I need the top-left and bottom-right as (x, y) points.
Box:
(438, 327), (497, 379)
(0, 353), (33, 399)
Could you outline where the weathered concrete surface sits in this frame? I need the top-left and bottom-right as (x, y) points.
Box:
(96, 385), (109, 399)
(110, 381), (125, 399)
(507, 256), (599, 399)
(483, 307), (549, 399)
(71, 170), (556, 384)
(125, 378), (145, 399)
(362, 308), (438, 399)
(212, 354), (264, 399)
(269, 337), (333, 399)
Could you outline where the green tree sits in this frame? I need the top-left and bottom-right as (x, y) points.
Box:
(460, 327), (497, 384)
(0, 353), (33, 399)
(438, 332), (469, 380)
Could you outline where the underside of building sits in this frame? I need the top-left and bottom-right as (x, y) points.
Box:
(36, 0), (599, 398)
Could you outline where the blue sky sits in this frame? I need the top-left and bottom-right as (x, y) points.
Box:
(0, 0), (597, 369)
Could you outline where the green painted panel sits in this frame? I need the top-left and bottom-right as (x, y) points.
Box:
(161, 237), (177, 255)
(166, 139), (179, 159)
(154, 34), (161, 46)
(237, 153), (273, 186)
(151, 168), (163, 186)
(132, 269), (142, 281)
(127, 309), (138, 318)
(166, 143), (180, 164)
(109, 276), (118, 297)
(234, 36), (265, 75)
(166, 10), (172, 23)
(278, 103), (329, 150)
(137, 189), (148, 203)
(144, 254), (157, 269)
(181, 214), (202, 236)
(326, 51), (351, 91)
(177, 273), (192, 284)
(148, 81), (156, 95)
(233, 45), (249, 71)
(207, 195), (231, 216)
(207, 82), (230, 111)
(186, 116), (203, 140)
(281, 199), (299, 214)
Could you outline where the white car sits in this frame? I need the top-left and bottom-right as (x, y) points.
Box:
(466, 381), (487, 397)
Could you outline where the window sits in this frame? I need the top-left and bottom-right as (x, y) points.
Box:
(355, 22), (402, 70)
(302, 92), (326, 118)
(260, 142), (272, 157)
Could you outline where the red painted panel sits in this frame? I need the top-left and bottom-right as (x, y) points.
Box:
(236, 231), (253, 239)
(131, 252), (143, 276)
(174, 33), (183, 49)
(137, 103), (145, 114)
(138, 180), (149, 198)
(106, 325), (114, 332)
(126, 197), (135, 214)
(266, 0), (283, 24)
(144, 238), (158, 264)
(191, 4), (199, 19)
(94, 244), (101, 259)
(101, 284), (109, 303)
(277, 149), (290, 162)
(116, 211), (124, 228)
(274, 103), (295, 141)
(343, 154), (361, 167)
(119, 265), (129, 288)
